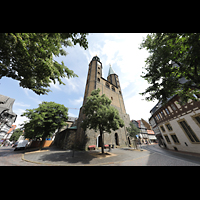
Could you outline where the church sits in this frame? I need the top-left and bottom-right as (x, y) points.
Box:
(75, 56), (131, 150)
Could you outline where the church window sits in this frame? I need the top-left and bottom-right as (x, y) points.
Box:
(97, 78), (100, 82)
(106, 82), (110, 89)
(98, 72), (100, 75)
(119, 91), (121, 95)
(112, 86), (115, 92)
(111, 97), (113, 100)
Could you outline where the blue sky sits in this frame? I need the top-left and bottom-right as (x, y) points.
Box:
(1, 33), (158, 128)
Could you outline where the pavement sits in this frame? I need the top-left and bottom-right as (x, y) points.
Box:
(22, 146), (150, 166)
(2, 144), (200, 166)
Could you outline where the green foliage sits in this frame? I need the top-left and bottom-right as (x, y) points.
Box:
(139, 33), (200, 105)
(20, 101), (68, 140)
(81, 88), (124, 133)
(126, 122), (140, 139)
(9, 128), (23, 141)
(0, 33), (89, 95)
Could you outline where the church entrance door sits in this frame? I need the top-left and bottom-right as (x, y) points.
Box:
(115, 133), (119, 146)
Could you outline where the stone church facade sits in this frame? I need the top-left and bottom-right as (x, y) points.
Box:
(75, 56), (131, 150)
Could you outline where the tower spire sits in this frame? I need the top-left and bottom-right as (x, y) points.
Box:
(108, 64), (115, 76)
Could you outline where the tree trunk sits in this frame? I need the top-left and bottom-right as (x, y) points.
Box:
(39, 134), (48, 150)
(100, 129), (104, 154)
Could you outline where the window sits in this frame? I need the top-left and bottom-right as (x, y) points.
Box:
(195, 116), (200, 124)
(171, 104), (177, 111)
(178, 119), (200, 143)
(170, 134), (180, 144)
(192, 114), (200, 129)
(165, 108), (170, 114)
(157, 114), (161, 120)
(164, 135), (171, 144)
(165, 123), (173, 131)
(112, 86), (115, 92)
(160, 125), (165, 132)
(161, 111), (165, 118)
(111, 97), (113, 100)
(119, 91), (121, 95)
(97, 78), (100, 82)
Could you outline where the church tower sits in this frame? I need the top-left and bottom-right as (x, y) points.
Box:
(76, 56), (131, 150)
(82, 55), (102, 105)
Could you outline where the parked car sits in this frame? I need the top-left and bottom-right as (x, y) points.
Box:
(14, 140), (29, 151)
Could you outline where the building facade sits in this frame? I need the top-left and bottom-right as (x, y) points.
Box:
(0, 95), (17, 146)
(136, 119), (156, 144)
(76, 56), (131, 150)
(149, 94), (200, 153)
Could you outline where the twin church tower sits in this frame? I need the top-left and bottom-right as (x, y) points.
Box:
(76, 56), (131, 150)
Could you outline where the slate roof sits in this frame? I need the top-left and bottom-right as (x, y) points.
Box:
(108, 66), (115, 76)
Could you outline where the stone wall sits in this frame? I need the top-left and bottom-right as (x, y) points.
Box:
(53, 129), (76, 150)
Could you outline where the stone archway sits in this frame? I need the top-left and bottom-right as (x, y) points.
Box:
(97, 134), (102, 147)
(128, 137), (131, 146)
(115, 133), (119, 146)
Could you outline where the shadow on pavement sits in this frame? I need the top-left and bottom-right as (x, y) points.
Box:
(36, 150), (97, 165)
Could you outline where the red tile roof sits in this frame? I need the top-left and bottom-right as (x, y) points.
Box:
(147, 129), (155, 135)
(137, 120), (141, 128)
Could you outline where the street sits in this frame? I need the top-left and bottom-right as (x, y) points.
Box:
(1, 145), (200, 166)
(0, 146), (44, 166)
(105, 144), (200, 166)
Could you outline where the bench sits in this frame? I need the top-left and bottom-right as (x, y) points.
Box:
(88, 145), (96, 150)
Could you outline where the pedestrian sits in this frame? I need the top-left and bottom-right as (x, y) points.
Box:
(108, 144), (111, 152)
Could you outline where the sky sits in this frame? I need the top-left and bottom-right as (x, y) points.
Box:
(1, 33), (158, 128)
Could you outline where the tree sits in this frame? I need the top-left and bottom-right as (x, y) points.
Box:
(126, 122), (140, 138)
(126, 122), (140, 148)
(81, 88), (124, 154)
(0, 33), (89, 95)
(139, 33), (200, 105)
(20, 101), (68, 149)
(9, 128), (23, 142)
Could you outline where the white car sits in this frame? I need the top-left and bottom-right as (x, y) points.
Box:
(14, 140), (29, 151)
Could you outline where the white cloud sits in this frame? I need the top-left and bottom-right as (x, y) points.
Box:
(124, 94), (158, 121)
(50, 80), (62, 91)
(24, 89), (42, 105)
(14, 102), (30, 107)
(13, 108), (29, 129)
(63, 77), (84, 94)
(100, 33), (156, 120)
(69, 96), (83, 107)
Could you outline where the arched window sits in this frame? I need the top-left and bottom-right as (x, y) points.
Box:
(112, 86), (115, 92)
(115, 133), (119, 145)
(106, 82), (110, 89)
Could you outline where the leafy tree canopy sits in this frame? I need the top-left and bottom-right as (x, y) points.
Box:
(0, 33), (89, 95)
(21, 101), (68, 148)
(81, 88), (124, 153)
(139, 33), (200, 105)
(126, 122), (140, 139)
(9, 128), (23, 141)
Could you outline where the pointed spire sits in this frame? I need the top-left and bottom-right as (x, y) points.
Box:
(108, 64), (115, 76)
